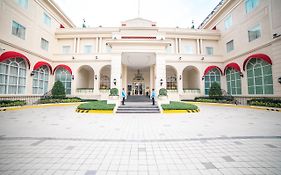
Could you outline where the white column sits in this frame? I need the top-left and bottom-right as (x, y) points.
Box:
(196, 39), (200, 54)
(150, 65), (154, 93)
(175, 38), (178, 54)
(200, 39), (203, 55)
(73, 38), (77, 53)
(95, 37), (99, 53)
(99, 37), (103, 53)
(178, 69), (183, 94)
(178, 38), (182, 53)
(155, 55), (166, 94)
(111, 55), (122, 93)
(71, 67), (77, 96)
(77, 37), (80, 53)
(94, 68), (100, 94)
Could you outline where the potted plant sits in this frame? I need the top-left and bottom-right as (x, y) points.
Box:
(107, 88), (119, 104)
(158, 88), (169, 104)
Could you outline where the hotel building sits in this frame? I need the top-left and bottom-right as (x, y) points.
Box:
(0, 0), (280, 104)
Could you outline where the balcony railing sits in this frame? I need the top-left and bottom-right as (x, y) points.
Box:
(183, 89), (201, 94)
(76, 88), (95, 93)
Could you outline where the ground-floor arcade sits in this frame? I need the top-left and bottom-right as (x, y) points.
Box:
(0, 49), (280, 103)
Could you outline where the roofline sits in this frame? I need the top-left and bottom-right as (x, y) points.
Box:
(198, 0), (230, 29)
(46, 0), (76, 28)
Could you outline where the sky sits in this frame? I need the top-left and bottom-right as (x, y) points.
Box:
(53, 0), (221, 28)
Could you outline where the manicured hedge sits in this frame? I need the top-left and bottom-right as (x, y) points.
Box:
(194, 96), (235, 104)
(0, 100), (26, 107)
(39, 97), (82, 104)
(77, 100), (115, 110)
(161, 101), (198, 110)
(247, 98), (281, 108)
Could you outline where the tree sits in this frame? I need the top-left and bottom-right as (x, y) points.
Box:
(52, 81), (66, 99)
(209, 82), (222, 98)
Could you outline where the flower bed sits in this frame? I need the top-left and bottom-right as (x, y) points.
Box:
(77, 100), (115, 110)
(161, 101), (198, 110)
(0, 100), (26, 107)
(39, 97), (82, 104)
(194, 96), (235, 104)
(247, 98), (281, 108)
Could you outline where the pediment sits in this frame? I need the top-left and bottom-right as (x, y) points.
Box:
(121, 18), (156, 27)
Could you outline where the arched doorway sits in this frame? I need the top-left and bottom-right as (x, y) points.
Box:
(100, 65), (111, 90)
(182, 66), (200, 92)
(77, 65), (95, 93)
(166, 65), (177, 90)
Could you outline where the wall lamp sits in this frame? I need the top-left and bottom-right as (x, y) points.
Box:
(179, 75), (182, 80)
(30, 71), (35, 76)
(240, 72), (244, 77)
(160, 79), (163, 86)
(72, 56), (75, 60)
(278, 77), (281, 84)
(72, 75), (74, 80)
(201, 56), (205, 61)
(113, 78), (117, 85)
(179, 57), (182, 61)
(0, 47), (5, 52)
(201, 76), (205, 81)
(95, 56), (98, 59)
(95, 75), (97, 80)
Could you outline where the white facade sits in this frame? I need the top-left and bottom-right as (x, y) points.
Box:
(0, 0), (281, 103)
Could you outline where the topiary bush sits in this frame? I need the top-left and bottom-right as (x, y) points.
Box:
(159, 88), (167, 96)
(209, 82), (222, 98)
(0, 100), (26, 107)
(109, 88), (119, 96)
(52, 81), (66, 99)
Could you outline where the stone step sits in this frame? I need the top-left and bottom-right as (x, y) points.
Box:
(118, 106), (158, 109)
(116, 110), (160, 113)
(117, 108), (159, 111)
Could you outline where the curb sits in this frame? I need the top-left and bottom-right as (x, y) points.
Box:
(163, 109), (200, 114)
(0, 102), (83, 112)
(187, 102), (281, 112)
(76, 109), (113, 114)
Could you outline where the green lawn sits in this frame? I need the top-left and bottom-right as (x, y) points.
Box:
(77, 100), (115, 110)
(161, 101), (198, 110)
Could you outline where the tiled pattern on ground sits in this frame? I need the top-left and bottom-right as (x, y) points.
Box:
(0, 104), (281, 174)
(0, 138), (281, 175)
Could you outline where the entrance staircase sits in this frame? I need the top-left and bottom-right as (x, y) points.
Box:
(116, 96), (160, 113)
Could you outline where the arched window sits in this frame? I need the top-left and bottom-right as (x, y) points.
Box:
(247, 58), (273, 94)
(166, 76), (177, 90)
(55, 68), (72, 94)
(226, 68), (241, 95)
(32, 66), (49, 94)
(0, 58), (27, 94)
(100, 75), (110, 90)
(204, 68), (221, 95)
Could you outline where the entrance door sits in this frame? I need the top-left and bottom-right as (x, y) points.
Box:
(133, 82), (145, 95)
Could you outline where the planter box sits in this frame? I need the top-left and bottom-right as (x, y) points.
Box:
(107, 95), (120, 105)
(158, 96), (169, 104)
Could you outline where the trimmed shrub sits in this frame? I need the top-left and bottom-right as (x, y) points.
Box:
(159, 88), (167, 96)
(247, 98), (281, 108)
(109, 88), (119, 96)
(52, 81), (66, 98)
(77, 100), (115, 110)
(161, 101), (198, 110)
(194, 96), (235, 104)
(39, 97), (82, 104)
(0, 100), (26, 107)
(209, 82), (222, 98)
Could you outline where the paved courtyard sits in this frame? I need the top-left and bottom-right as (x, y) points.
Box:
(0, 104), (280, 175)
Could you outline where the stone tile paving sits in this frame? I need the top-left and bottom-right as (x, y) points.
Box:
(0, 104), (280, 174)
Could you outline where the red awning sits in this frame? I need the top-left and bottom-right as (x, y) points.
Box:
(203, 66), (223, 77)
(223, 62), (241, 75)
(243, 53), (272, 70)
(0, 51), (31, 69)
(53, 64), (72, 75)
(33, 61), (52, 73)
